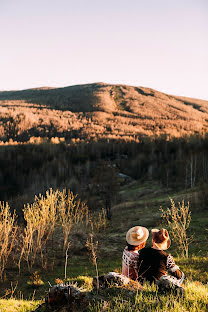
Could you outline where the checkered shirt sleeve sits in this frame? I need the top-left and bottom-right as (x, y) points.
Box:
(167, 255), (180, 273)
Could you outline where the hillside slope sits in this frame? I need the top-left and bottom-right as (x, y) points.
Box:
(0, 83), (208, 141)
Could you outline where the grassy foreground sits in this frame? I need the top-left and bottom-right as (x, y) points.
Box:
(0, 299), (40, 312)
(4, 273), (205, 312)
(88, 281), (208, 312)
(0, 181), (207, 311)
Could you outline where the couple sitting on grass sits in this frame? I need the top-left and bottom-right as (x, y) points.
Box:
(122, 226), (185, 291)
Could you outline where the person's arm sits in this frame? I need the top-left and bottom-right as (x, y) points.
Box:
(166, 255), (183, 279)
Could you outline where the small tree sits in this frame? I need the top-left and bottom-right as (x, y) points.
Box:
(161, 198), (192, 258)
(85, 209), (107, 292)
(86, 233), (99, 291)
(58, 189), (89, 250)
(92, 161), (120, 220)
(0, 202), (17, 279)
(20, 188), (89, 271)
(20, 189), (58, 270)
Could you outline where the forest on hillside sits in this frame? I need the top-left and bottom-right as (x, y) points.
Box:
(1, 83), (208, 143)
(1, 136), (208, 219)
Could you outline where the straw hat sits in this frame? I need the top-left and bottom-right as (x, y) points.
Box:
(151, 228), (171, 250)
(126, 226), (149, 246)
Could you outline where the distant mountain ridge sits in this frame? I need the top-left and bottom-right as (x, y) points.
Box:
(0, 82), (208, 141)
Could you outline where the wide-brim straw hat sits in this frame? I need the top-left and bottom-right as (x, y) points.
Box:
(151, 228), (171, 250)
(126, 226), (149, 246)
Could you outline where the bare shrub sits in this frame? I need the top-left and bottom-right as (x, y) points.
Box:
(0, 202), (17, 279)
(91, 208), (107, 232)
(20, 188), (89, 271)
(20, 189), (58, 270)
(86, 233), (99, 291)
(85, 209), (107, 292)
(58, 189), (89, 250)
(57, 189), (89, 279)
(161, 198), (192, 258)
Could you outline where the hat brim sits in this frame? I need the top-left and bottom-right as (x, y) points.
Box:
(151, 229), (171, 250)
(126, 226), (149, 246)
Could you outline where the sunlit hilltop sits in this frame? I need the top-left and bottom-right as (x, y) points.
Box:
(0, 82), (208, 143)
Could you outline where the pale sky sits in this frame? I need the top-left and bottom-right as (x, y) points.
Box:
(0, 0), (207, 99)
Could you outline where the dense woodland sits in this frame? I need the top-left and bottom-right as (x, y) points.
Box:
(0, 136), (208, 218)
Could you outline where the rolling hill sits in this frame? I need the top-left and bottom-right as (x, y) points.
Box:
(0, 83), (208, 142)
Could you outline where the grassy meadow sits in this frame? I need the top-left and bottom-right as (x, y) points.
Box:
(0, 179), (207, 311)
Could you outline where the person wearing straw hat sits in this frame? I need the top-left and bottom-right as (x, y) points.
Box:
(137, 228), (185, 289)
(122, 226), (149, 280)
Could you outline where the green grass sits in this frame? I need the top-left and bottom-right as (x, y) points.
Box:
(0, 299), (41, 312)
(0, 181), (207, 311)
(1, 256), (207, 311)
(89, 282), (208, 312)
(178, 257), (208, 283)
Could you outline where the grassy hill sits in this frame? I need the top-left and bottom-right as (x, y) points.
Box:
(0, 83), (208, 142)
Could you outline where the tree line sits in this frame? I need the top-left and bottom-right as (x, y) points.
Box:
(0, 135), (208, 216)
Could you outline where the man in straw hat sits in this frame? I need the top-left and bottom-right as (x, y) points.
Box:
(122, 226), (149, 280)
(137, 228), (185, 290)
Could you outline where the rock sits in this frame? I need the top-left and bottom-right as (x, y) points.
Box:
(156, 278), (185, 295)
(45, 284), (89, 311)
(36, 273), (142, 311)
(93, 272), (142, 290)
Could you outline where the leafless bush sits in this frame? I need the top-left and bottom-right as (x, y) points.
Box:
(0, 202), (18, 279)
(90, 208), (107, 232)
(86, 233), (99, 291)
(161, 198), (192, 258)
(19, 188), (89, 270)
(58, 189), (89, 250)
(85, 209), (107, 292)
(1, 187), (103, 275)
(20, 189), (58, 270)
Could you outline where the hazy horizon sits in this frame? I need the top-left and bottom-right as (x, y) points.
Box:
(0, 0), (207, 100)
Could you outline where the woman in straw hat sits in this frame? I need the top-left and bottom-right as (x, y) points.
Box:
(122, 226), (149, 280)
(137, 228), (185, 289)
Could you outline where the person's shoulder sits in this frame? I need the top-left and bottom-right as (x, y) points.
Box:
(157, 249), (168, 258)
(139, 247), (152, 255)
(143, 248), (168, 257)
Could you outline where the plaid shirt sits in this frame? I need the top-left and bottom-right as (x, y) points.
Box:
(122, 247), (140, 281)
